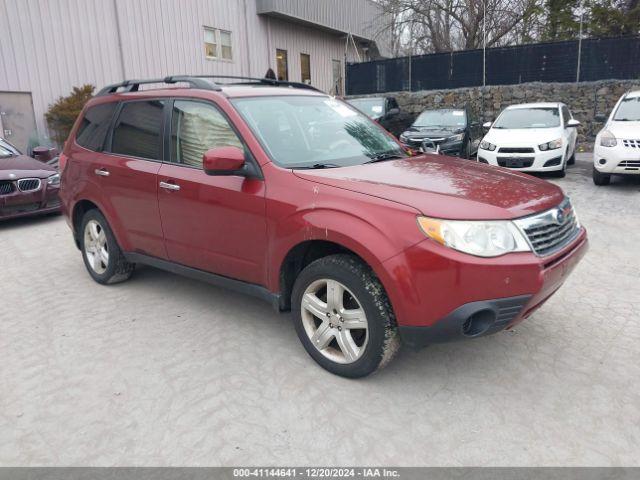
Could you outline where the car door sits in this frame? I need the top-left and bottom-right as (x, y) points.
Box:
(99, 99), (167, 258)
(157, 98), (267, 285)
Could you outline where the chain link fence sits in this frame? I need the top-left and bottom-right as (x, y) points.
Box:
(346, 35), (640, 95)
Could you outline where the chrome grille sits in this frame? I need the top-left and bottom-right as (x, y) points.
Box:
(514, 198), (580, 256)
(622, 139), (640, 148)
(17, 178), (41, 192)
(0, 181), (14, 195)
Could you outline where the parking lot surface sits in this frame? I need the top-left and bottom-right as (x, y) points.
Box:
(1, 155), (639, 466)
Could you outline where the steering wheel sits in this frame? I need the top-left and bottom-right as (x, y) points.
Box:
(328, 139), (352, 151)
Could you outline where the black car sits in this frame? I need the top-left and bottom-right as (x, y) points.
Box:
(398, 108), (481, 158)
(347, 96), (413, 138)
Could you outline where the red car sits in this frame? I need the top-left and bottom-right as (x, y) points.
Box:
(59, 76), (588, 378)
(1, 143), (61, 220)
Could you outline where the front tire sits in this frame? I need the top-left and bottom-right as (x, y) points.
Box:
(592, 166), (611, 186)
(80, 209), (134, 284)
(291, 254), (399, 378)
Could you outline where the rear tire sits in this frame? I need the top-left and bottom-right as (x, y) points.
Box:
(80, 209), (134, 285)
(592, 166), (611, 186)
(291, 254), (399, 378)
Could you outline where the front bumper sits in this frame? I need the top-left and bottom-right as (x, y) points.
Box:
(401, 140), (464, 156)
(381, 228), (588, 349)
(0, 184), (60, 220)
(478, 147), (565, 172)
(593, 143), (640, 174)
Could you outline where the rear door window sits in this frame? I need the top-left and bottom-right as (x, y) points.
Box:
(110, 100), (165, 160)
(75, 102), (118, 151)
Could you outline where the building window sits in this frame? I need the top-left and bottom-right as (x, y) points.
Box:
(204, 27), (217, 58)
(300, 53), (311, 84)
(204, 27), (232, 60)
(332, 59), (343, 95)
(220, 31), (232, 60)
(276, 49), (288, 81)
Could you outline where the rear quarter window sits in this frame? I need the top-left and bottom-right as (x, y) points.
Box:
(75, 102), (118, 151)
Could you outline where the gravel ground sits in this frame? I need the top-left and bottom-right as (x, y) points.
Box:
(1, 154), (639, 466)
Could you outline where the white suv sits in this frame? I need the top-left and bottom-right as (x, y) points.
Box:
(593, 90), (640, 186)
(478, 102), (580, 177)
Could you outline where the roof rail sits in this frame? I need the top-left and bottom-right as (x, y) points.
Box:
(96, 75), (324, 96)
(96, 76), (221, 96)
(195, 75), (324, 93)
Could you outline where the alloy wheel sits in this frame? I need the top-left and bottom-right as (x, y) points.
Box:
(84, 219), (109, 274)
(300, 278), (369, 364)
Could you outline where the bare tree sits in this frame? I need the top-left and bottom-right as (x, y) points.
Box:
(378, 0), (544, 55)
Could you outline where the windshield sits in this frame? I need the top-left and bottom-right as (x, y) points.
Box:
(347, 98), (386, 118)
(493, 107), (560, 129)
(613, 96), (640, 121)
(0, 145), (14, 158)
(414, 110), (466, 128)
(231, 96), (406, 169)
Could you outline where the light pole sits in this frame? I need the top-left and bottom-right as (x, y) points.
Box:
(576, 0), (585, 83)
(483, 0), (487, 87)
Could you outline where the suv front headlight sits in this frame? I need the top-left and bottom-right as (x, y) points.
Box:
(479, 140), (496, 151)
(600, 130), (617, 147)
(47, 173), (60, 186)
(417, 216), (530, 257)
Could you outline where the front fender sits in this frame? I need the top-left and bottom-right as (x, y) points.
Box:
(268, 205), (424, 321)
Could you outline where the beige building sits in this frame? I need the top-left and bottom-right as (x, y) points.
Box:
(0, 0), (390, 151)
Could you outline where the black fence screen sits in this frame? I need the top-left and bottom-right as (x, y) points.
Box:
(346, 35), (640, 95)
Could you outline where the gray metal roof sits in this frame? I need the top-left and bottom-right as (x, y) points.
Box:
(256, 0), (391, 57)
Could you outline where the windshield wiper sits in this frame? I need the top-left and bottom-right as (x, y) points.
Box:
(365, 153), (405, 164)
(614, 118), (639, 121)
(296, 163), (341, 169)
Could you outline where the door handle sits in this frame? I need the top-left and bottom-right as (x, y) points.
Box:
(94, 168), (110, 177)
(159, 181), (180, 191)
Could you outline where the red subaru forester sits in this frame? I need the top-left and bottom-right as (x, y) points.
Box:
(59, 76), (588, 378)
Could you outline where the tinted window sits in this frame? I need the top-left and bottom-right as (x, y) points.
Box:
(171, 100), (243, 168)
(76, 103), (117, 151)
(111, 100), (164, 159)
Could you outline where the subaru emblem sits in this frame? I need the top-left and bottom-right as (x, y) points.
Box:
(555, 209), (565, 224)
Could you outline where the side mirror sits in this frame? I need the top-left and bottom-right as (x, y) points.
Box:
(567, 119), (581, 128)
(32, 146), (58, 162)
(387, 107), (400, 116)
(594, 113), (607, 123)
(203, 146), (246, 176)
(471, 121), (480, 127)
(482, 121), (492, 129)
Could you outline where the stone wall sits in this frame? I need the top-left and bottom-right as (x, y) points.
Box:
(350, 79), (640, 151)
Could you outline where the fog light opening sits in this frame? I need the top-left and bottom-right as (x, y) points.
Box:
(462, 309), (496, 337)
(598, 159), (607, 165)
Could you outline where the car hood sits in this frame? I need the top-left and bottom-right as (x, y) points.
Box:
(402, 126), (463, 139)
(607, 120), (640, 138)
(0, 154), (56, 180)
(293, 155), (564, 220)
(484, 127), (563, 146)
